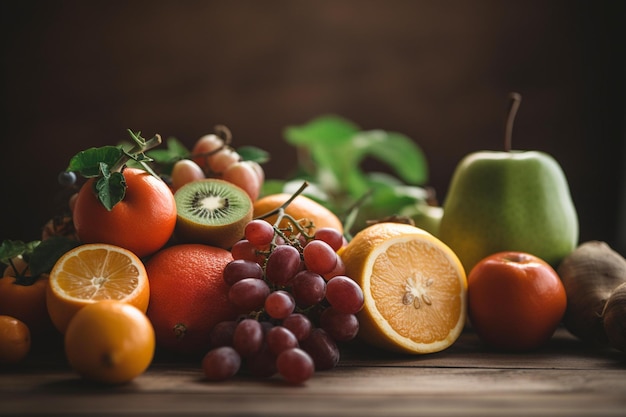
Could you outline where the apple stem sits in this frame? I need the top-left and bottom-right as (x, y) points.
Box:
(504, 92), (522, 152)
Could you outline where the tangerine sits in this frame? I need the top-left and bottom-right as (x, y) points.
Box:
(64, 300), (155, 384)
(145, 244), (238, 355)
(339, 222), (467, 354)
(467, 251), (567, 351)
(72, 167), (177, 258)
(0, 315), (31, 364)
(253, 193), (343, 235)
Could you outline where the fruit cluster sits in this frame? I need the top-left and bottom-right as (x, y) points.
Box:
(170, 125), (264, 202)
(202, 208), (364, 384)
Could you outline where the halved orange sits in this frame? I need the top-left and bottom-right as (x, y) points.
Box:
(339, 222), (467, 354)
(46, 243), (150, 334)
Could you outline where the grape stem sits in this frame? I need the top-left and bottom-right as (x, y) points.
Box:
(255, 181), (310, 221)
(254, 181), (317, 244)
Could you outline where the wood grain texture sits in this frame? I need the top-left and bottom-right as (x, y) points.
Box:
(1, 328), (625, 416)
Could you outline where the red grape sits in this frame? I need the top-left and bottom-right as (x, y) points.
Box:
(325, 275), (364, 314)
(322, 255), (346, 281)
(282, 313), (313, 341)
(264, 290), (296, 319)
(228, 278), (270, 311)
(276, 348), (314, 384)
(231, 239), (261, 262)
(314, 227), (344, 251)
(319, 307), (359, 342)
(233, 319), (264, 357)
(202, 346), (241, 381)
(265, 244), (302, 285)
(291, 270), (326, 307)
(300, 328), (340, 371)
(208, 320), (238, 348)
(266, 326), (299, 356)
(244, 219), (275, 248)
(223, 259), (264, 285)
(303, 240), (337, 275)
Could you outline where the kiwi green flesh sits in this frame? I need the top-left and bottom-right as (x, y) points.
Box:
(175, 179), (252, 226)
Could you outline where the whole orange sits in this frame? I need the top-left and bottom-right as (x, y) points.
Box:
(253, 193), (343, 235)
(467, 251), (567, 351)
(145, 244), (238, 355)
(72, 167), (177, 258)
(0, 315), (31, 364)
(64, 300), (155, 385)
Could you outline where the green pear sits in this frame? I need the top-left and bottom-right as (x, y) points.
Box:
(439, 93), (579, 273)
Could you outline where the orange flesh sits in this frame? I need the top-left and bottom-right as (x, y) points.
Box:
(55, 248), (141, 301)
(370, 239), (463, 344)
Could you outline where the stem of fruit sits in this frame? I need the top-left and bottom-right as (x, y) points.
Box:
(254, 181), (310, 220)
(110, 131), (163, 173)
(504, 92), (522, 152)
(214, 124), (232, 146)
(188, 124), (235, 164)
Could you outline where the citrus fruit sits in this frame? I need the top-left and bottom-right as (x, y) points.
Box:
(467, 251), (567, 351)
(339, 222), (467, 354)
(64, 300), (155, 385)
(72, 167), (177, 258)
(0, 315), (31, 364)
(253, 193), (343, 235)
(46, 243), (150, 334)
(144, 244), (238, 355)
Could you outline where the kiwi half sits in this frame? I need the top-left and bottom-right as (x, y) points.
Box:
(174, 178), (253, 249)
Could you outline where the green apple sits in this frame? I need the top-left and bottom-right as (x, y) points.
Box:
(438, 93), (579, 273)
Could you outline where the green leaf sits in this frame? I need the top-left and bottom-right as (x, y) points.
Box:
(67, 146), (124, 177)
(238, 146), (270, 164)
(95, 166), (127, 211)
(350, 130), (428, 185)
(0, 240), (30, 264)
(284, 115), (360, 147)
(146, 137), (190, 164)
(349, 179), (429, 230)
(260, 179), (288, 198)
(28, 237), (81, 277)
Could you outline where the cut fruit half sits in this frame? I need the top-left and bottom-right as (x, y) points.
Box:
(46, 243), (150, 333)
(174, 179), (253, 249)
(339, 222), (467, 354)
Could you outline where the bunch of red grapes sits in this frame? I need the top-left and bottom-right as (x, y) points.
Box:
(202, 215), (364, 385)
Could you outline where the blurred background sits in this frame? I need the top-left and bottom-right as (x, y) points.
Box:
(1, 1), (625, 252)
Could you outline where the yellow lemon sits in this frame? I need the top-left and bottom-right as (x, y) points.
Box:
(339, 222), (467, 354)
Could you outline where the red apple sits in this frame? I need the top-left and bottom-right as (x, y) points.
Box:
(467, 251), (567, 351)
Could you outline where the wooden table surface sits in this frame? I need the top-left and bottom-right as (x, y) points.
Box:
(2, 327), (625, 417)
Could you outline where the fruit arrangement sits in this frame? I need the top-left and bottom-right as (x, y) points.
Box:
(1, 92), (626, 388)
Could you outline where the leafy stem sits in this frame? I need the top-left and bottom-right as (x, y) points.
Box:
(112, 130), (163, 173)
(67, 130), (164, 211)
(0, 237), (80, 286)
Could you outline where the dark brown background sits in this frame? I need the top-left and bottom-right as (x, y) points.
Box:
(1, 1), (625, 253)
